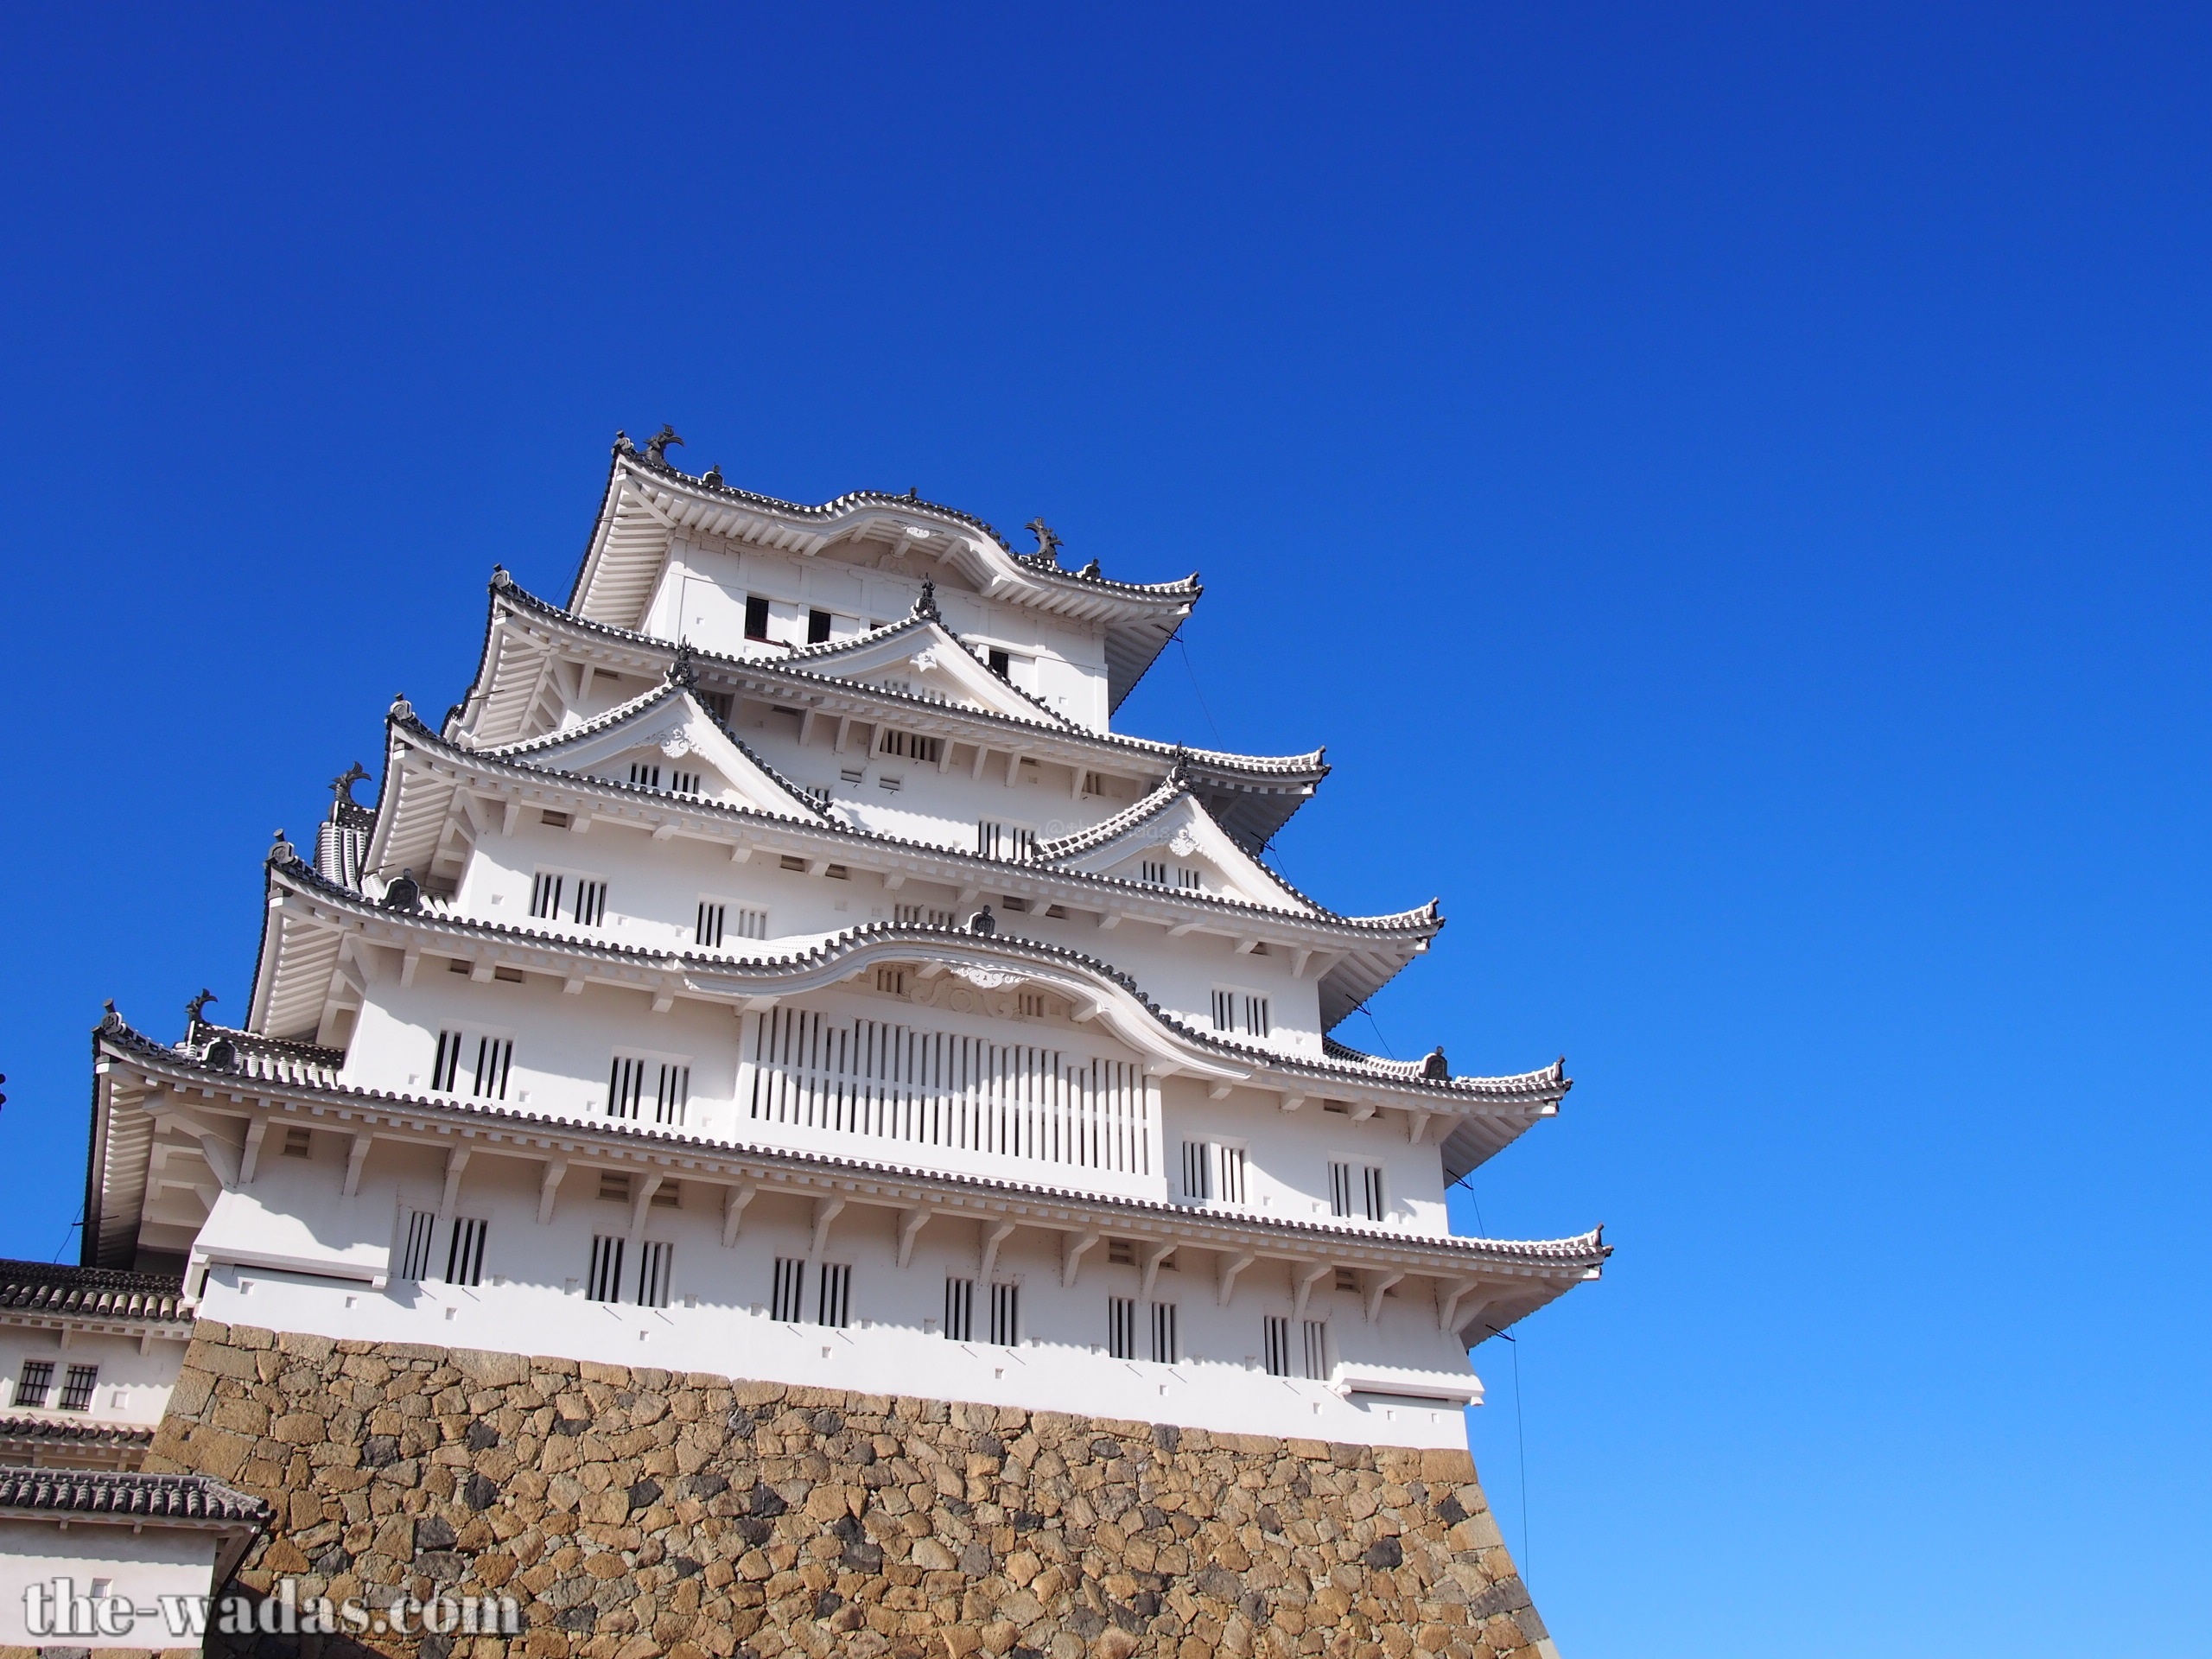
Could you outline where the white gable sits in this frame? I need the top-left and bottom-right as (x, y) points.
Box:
(1043, 791), (1316, 916)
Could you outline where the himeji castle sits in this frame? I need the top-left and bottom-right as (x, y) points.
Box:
(1, 432), (1601, 1659)
(73, 431), (1605, 1446)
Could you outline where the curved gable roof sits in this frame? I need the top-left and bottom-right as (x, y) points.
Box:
(568, 448), (1198, 711)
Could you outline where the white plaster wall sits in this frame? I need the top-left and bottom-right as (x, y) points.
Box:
(191, 1149), (1484, 1448)
(0, 1520), (218, 1648)
(0, 1326), (182, 1425)
(639, 543), (1112, 731)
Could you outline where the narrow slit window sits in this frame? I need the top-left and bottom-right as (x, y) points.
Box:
(58, 1365), (99, 1412)
(1150, 1301), (1179, 1364)
(1244, 995), (1270, 1039)
(635, 1241), (672, 1309)
(989, 1281), (1020, 1346)
(670, 769), (702, 795)
(571, 880), (607, 927)
(1302, 1319), (1330, 1381)
(530, 872), (564, 920)
(445, 1217), (487, 1287)
(878, 729), (942, 764)
(587, 1236), (625, 1303)
(771, 1257), (806, 1322)
(1107, 1295), (1136, 1360)
(1178, 868), (1203, 890)
(435, 1035), (467, 1096)
(629, 761), (662, 789)
(1180, 1139), (1212, 1202)
(894, 904), (957, 927)
(817, 1262), (852, 1327)
(944, 1277), (974, 1342)
(1363, 1165), (1386, 1222)
(976, 821), (1037, 861)
(399, 1209), (438, 1281)
(472, 1037), (512, 1100)
(1263, 1315), (1292, 1378)
(653, 1064), (690, 1127)
(608, 1055), (645, 1120)
(1142, 861), (1169, 887)
(696, 901), (726, 947)
(1211, 989), (1235, 1032)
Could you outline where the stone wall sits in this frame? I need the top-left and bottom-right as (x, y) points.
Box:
(140, 1324), (1555, 1659)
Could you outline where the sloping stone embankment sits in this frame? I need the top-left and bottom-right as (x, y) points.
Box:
(140, 1323), (1554, 1659)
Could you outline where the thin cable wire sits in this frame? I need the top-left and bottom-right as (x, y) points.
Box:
(1173, 631), (1224, 747)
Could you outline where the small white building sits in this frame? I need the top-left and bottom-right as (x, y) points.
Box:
(75, 439), (1605, 1452)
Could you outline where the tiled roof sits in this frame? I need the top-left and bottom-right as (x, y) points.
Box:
(0, 1417), (156, 1448)
(619, 452), (1202, 601)
(0, 1468), (266, 1523)
(0, 1260), (189, 1324)
(97, 1013), (1602, 1275)
(488, 576), (1326, 781)
(470, 681), (831, 822)
(261, 855), (1537, 1104)
(396, 707), (1425, 939)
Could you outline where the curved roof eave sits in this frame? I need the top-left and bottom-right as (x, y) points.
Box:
(94, 1014), (1605, 1280)
(260, 855), (1555, 1112)
(382, 710), (1440, 947)
(565, 452), (1200, 711)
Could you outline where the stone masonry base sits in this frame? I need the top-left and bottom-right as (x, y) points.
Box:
(136, 1322), (1555, 1659)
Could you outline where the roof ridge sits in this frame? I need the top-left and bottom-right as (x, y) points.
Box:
(391, 716), (1428, 933)
(264, 861), (1526, 1099)
(617, 453), (1203, 599)
(488, 578), (1325, 776)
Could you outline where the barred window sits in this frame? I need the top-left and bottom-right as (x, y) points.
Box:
(608, 1056), (689, 1125)
(1211, 990), (1269, 1038)
(771, 1257), (806, 1323)
(989, 1282), (1020, 1346)
(15, 1361), (53, 1409)
(58, 1365), (99, 1413)
(894, 904), (957, 927)
(1150, 1301), (1179, 1364)
(472, 1037), (512, 1100)
(399, 1210), (438, 1281)
(1329, 1161), (1385, 1222)
(571, 880), (607, 927)
(431, 1030), (464, 1092)
(635, 1241), (673, 1309)
(1302, 1319), (1330, 1381)
(1178, 868), (1203, 891)
(874, 967), (909, 995)
(445, 1217), (487, 1287)
(629, 761), (661, 789)
(976, 821), (1037, 861)
(1107, 1296), (1137, 1360)
(1141, 861), (1169, 887)
(878, 728), (942, 764)
(817, 1263), (852, 1328)
(587, 1236), (625, 1303)
(531, 872), (564, 920)
(1181, 1140), (1245, 1205)
(1263, 1315), (1292, 1378)
(670, 769), (702, 795)
(696, 901), (725, 947)
(702, 902), (767, 942)
(944, 1277), (974, 1342)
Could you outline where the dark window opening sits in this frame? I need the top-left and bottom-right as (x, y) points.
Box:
(807, 608), (833, 645)
(988, 648), (1011, 679)
(744, 596), (771, 641)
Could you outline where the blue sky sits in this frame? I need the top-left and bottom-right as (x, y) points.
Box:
(3, 5), (2208, 1653)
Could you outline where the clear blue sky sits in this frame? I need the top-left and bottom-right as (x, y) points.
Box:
(3, 6), (2206, 1654)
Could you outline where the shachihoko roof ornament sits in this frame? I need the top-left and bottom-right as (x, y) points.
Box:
(913, 577), (941, 623)
(643, 424), (683, 465)
(1027, 518), (1064, 565)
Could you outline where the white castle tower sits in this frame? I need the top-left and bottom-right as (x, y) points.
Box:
(80, 431), (1604, 1452)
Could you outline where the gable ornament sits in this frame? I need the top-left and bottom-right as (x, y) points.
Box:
(1168, 826), (1198, 859)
